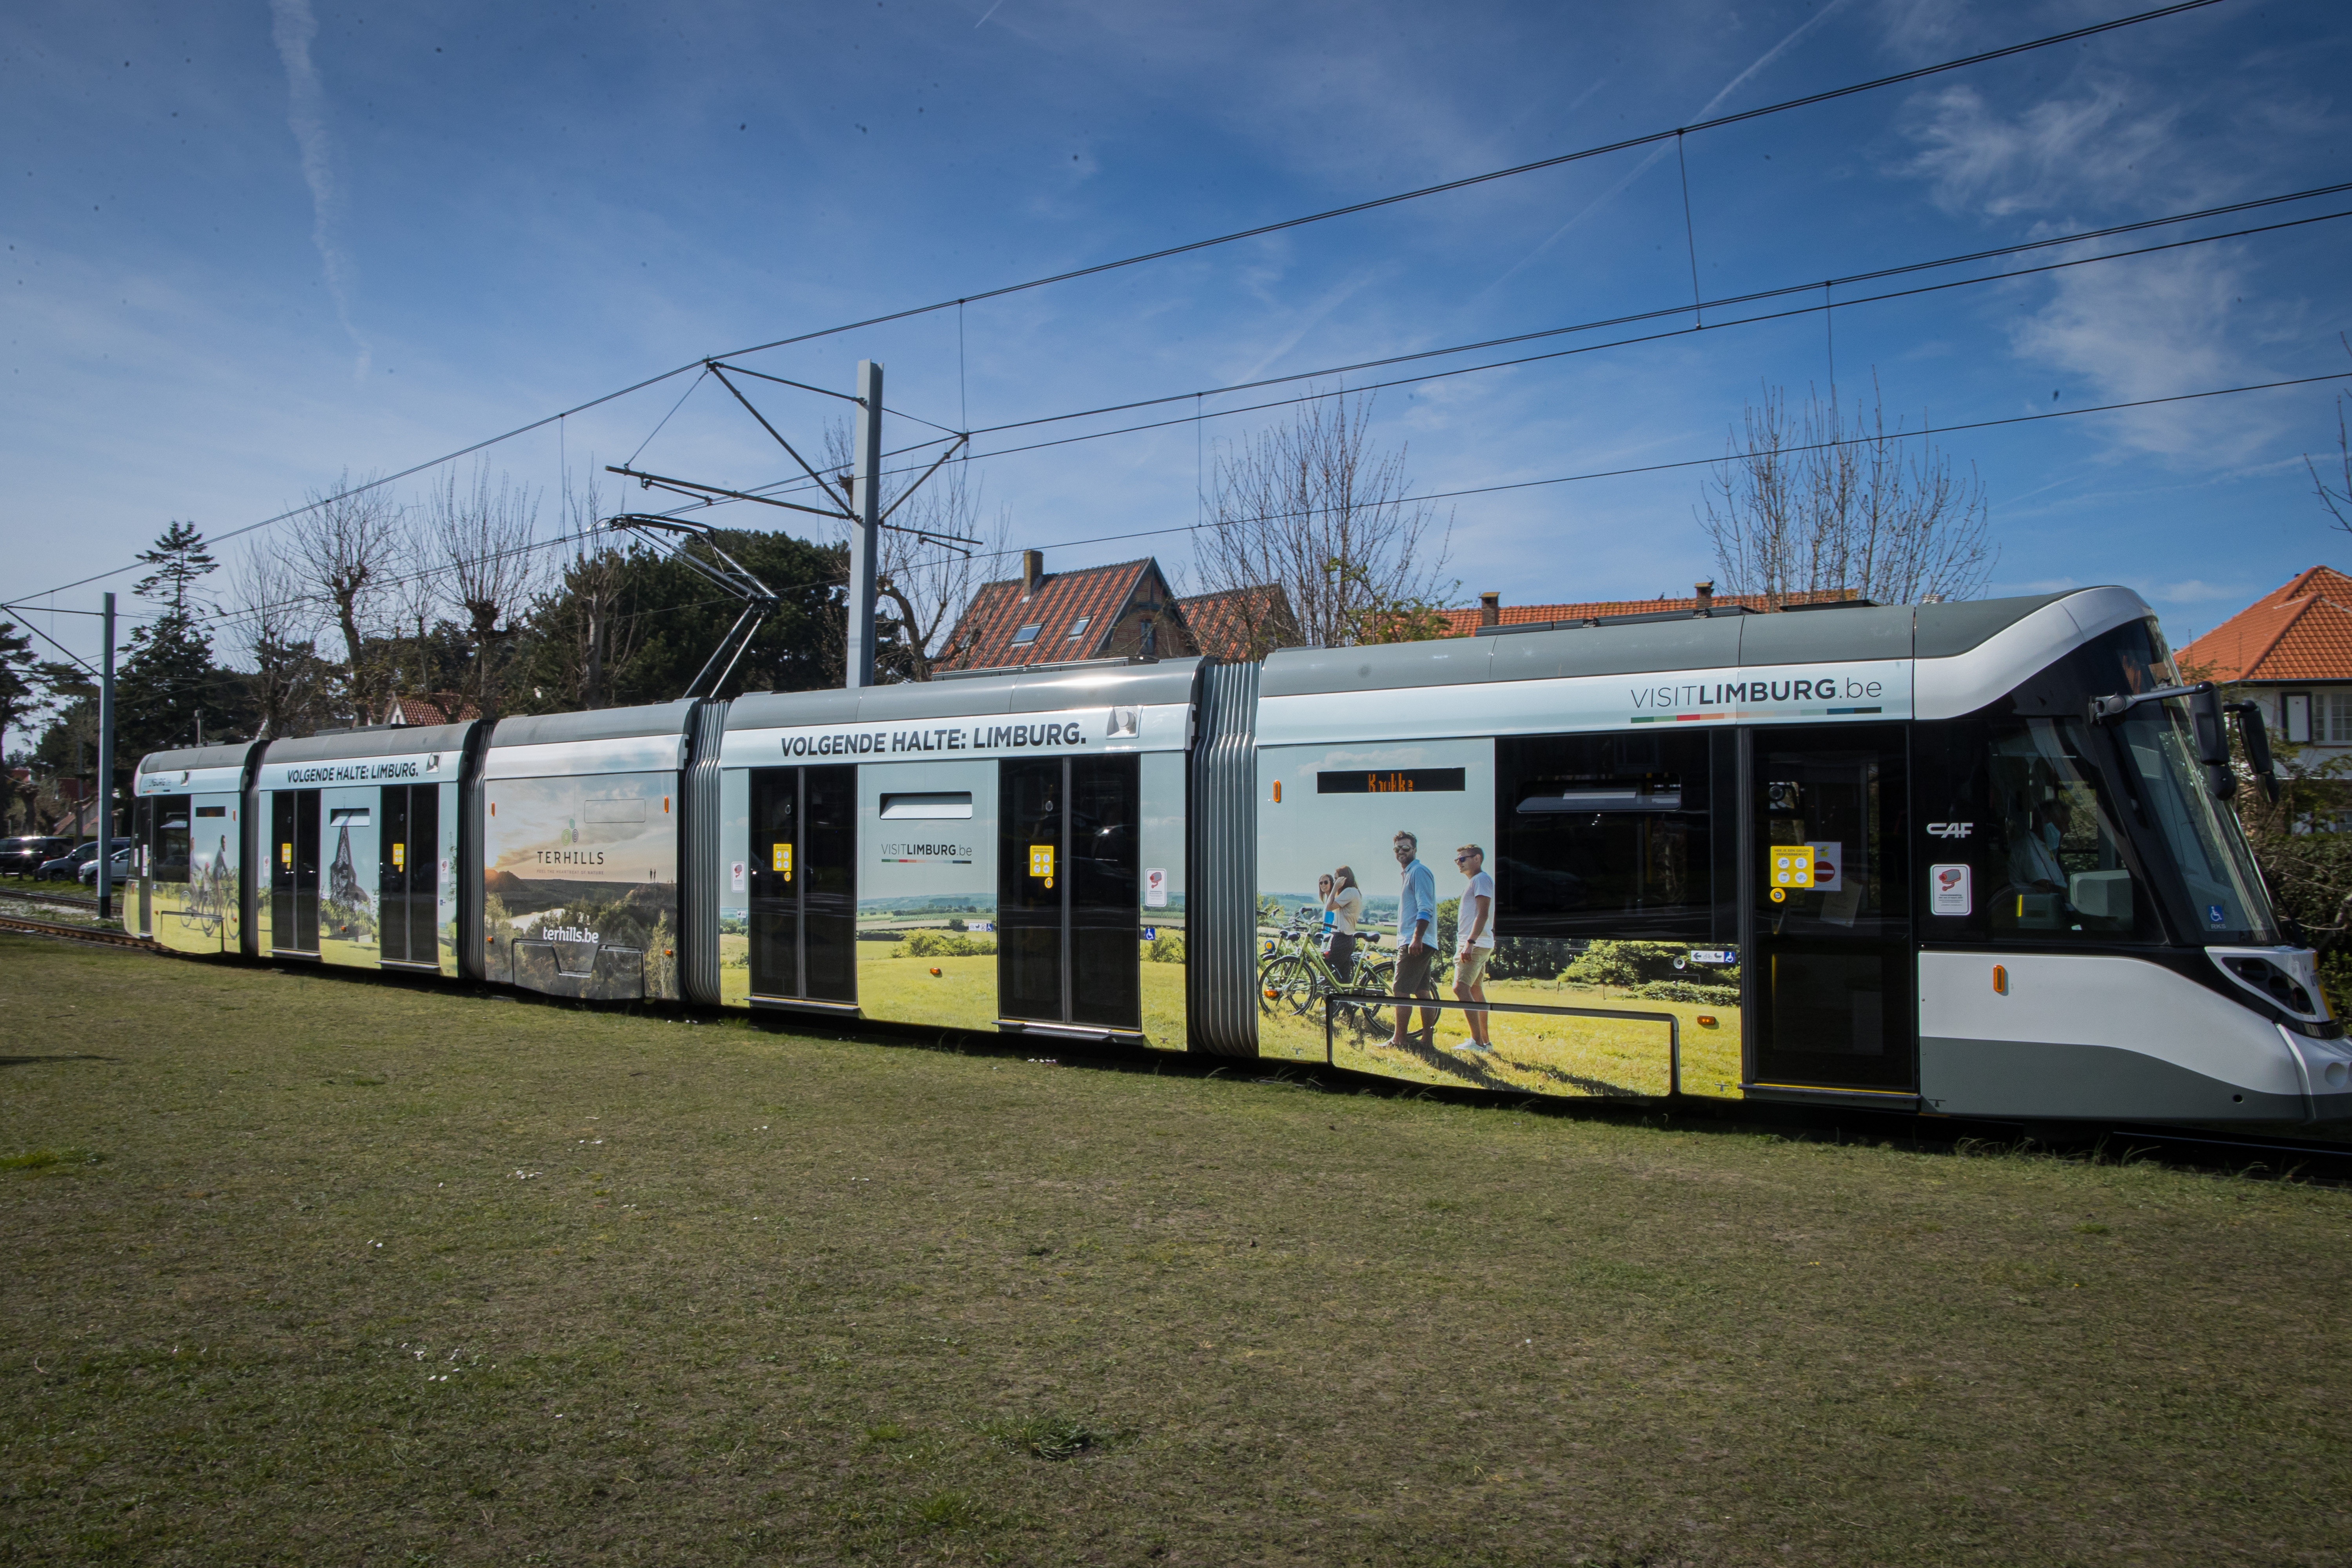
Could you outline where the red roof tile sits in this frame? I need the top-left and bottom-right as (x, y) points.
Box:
(1176, 584), (1301, 659)
(1436, 588), (1862, 636)
(386, 693), (481, 726)
(937, 559), (1192, 671)
(2181, 566), (2352, 683)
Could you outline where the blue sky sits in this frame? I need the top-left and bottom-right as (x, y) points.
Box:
(6, 0), (2350, 673)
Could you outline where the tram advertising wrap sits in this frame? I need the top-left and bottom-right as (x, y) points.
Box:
(133, 748), (255, 955)
(715, 678), (1193, 1045)
(1255, 733), (1739, 1100)
(484, 773), (679, 1001)
(479, 708), (693, 1003)
(250, 729), (468, 973)
(125, 590), (2352, 1128)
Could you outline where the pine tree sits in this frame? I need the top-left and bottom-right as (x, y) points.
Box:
(0, 619), (40, 831)
(117, 521), (233, 761)
(132, 521), (219, 616)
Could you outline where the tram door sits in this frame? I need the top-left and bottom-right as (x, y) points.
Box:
(999, 755), (1140, 1031)
(748, 765), (858, 1004)
(134, 797), (154, 935)
(1745, 726), (1915, 1091)
(378, 785), (440, 968)
(270, 788), (322, 955)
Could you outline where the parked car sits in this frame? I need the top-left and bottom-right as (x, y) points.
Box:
(78, 846), (133, 886)
(36, 842), (100, 880)
(0, 835), (73, 877)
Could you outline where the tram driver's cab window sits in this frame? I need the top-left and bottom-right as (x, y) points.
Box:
(1986, 719), (2139, 938)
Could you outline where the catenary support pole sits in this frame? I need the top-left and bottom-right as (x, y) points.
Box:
(95, 592), (116, 923)
(845, 359), (884, 689)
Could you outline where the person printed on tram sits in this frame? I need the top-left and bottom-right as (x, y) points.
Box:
(1384, 832), (1440, 1051)
(1451, 844), (1495, 1054)
(1324, 864), (1363, 983)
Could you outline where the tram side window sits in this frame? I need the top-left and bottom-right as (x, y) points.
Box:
(1496, 732), (1713, 938)
(1985, 719), (2142, 939)
(152, 800), (191, 884)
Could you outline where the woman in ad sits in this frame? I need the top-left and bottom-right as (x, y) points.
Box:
(1322, 865), (1363, 983)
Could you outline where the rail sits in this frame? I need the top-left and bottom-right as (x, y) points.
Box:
(0, 912), (161, 951)
(0, 887), (101, 910)
(1322, 991), (1681, 1098)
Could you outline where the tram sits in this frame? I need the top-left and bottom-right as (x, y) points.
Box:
(127, 584), (2352, 1125)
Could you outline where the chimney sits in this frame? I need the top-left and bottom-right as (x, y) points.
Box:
(1478, 591), (1500, 628)
(1020, 549), (1044, 598)
(1693, 580), (1715, 617)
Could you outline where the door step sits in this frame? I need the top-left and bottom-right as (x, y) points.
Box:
(1742, 1082), (1921, 1111)
(1000, 1021), (1142, 1044)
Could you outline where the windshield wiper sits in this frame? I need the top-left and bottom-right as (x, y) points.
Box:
(2087, 681), (2276, 803)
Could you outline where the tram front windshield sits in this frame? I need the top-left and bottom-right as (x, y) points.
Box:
(2111, 699), (2276, 944)
(1991, 619), (2280, 947)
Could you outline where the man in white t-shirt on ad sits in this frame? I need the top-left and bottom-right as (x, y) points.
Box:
(1452, 843), (1496, 1053)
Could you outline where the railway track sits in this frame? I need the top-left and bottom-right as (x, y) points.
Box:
(10, 889), (101, 910)
(0, 912), (160, 951)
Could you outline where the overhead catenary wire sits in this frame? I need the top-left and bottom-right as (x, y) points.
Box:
(22, 0), (2227, 607)
(939, 368), (2352, 572)
(710, 194), (2352, 508)
(700, 0), (2230, 366)
(91, 185), (2351, 645)
(28, 368), (2349, 717)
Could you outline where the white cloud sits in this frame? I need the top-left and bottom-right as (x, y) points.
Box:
(270, 0), (370, 378)
(2010, 245), (2299, 462)
(1901, 80), (2188, 220)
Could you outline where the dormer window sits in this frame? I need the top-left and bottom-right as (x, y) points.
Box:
(1065, 617), (1090, 639)
(1011, 624), (1042, 646)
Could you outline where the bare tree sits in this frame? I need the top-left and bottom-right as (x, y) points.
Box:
(223, 543), (334, 738)
(822, 429), (1008, 682)
(286, 472), (403, 717)
(1700, 374), (1996, 605)
(1191, 390), (1452, 651)
(386, 515), (448, 709)
(425, 461), (543, 716)
(547, 464), (642, 710)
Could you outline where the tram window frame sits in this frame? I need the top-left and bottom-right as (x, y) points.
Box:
(1495, 731), (1726, 941)
(151, 798), (192, 884)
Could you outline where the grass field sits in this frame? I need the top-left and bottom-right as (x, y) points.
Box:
(5, 934), (2352, 1565)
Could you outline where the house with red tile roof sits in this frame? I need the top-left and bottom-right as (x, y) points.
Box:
(934, 553), (1303, 672)
(2181, 566), (2352, 751)
(935, 554), (1194, 673)
(383, 692), (482, 727)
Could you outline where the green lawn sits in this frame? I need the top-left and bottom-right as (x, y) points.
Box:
(4, 933), (2351, 1565)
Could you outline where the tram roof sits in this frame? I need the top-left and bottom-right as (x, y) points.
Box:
(259, 721), (478, 764)
(1258, 589), (2131, 698)
(722, 657), (1203, 732)
(136, 740), (264, 775)
(486, 699), (699, 751)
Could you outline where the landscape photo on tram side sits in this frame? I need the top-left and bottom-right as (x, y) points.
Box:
(855, 835), (1001, 1033)
(484, 773), (679, 1001)
(1256, 740), (1741, 1098)
(316, 799), (380, 967)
